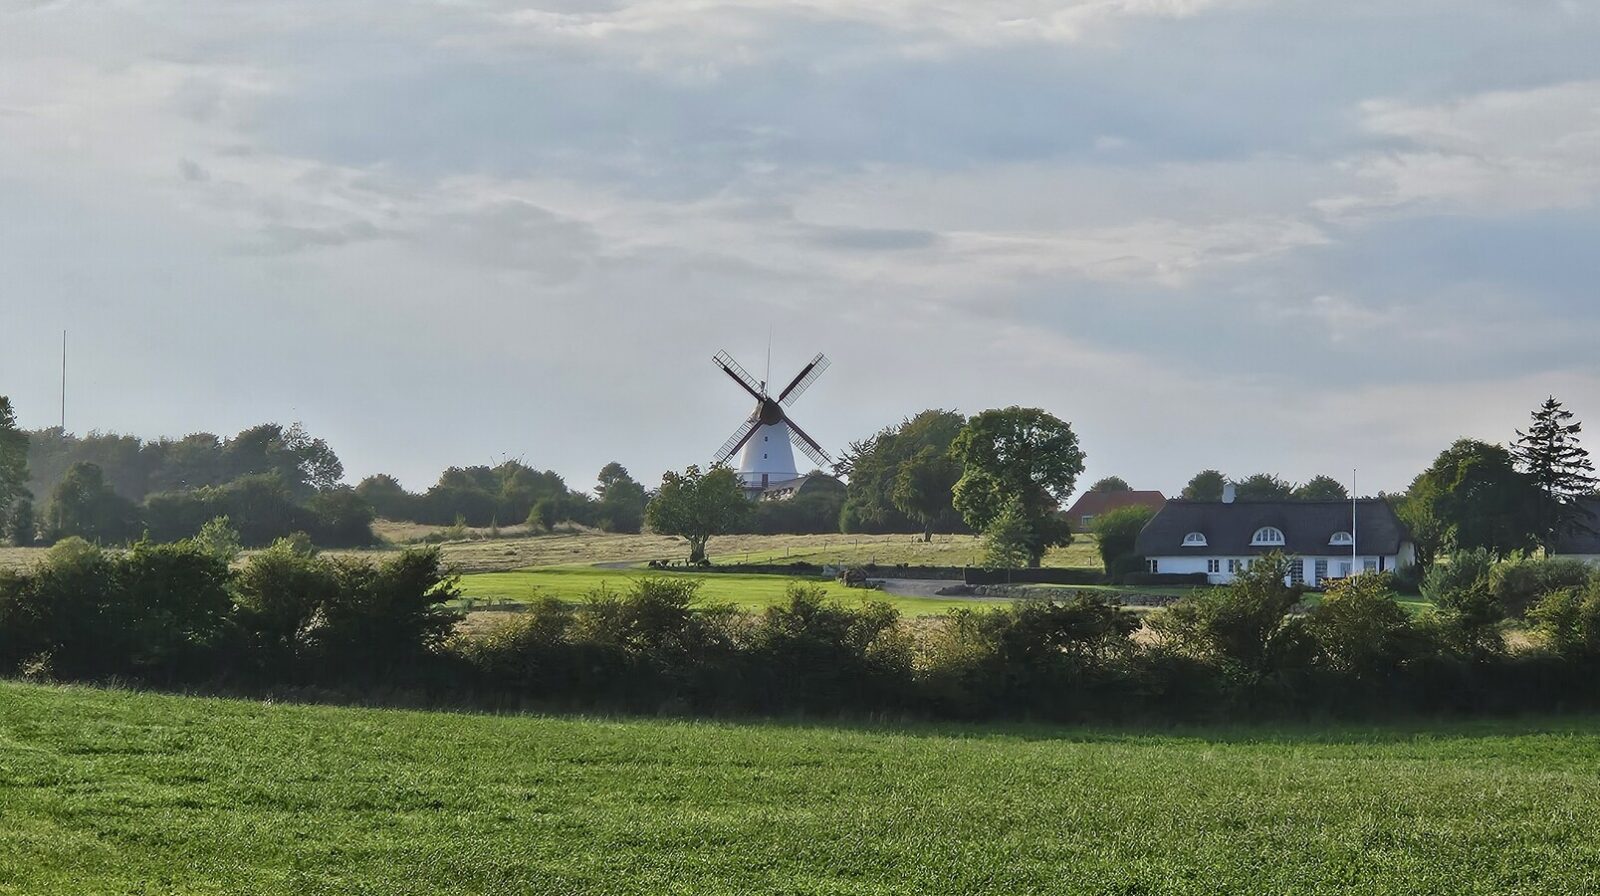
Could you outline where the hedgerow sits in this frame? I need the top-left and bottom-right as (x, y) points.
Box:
(2, 543), (1599, 721)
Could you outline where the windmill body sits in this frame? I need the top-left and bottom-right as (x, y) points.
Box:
(711, 350), (833, 496)
(738, 421), (799, 489)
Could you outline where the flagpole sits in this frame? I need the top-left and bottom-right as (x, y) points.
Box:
(1351, 467), (1358, 574)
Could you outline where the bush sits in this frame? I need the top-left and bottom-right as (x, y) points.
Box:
(0, 537), (231, 680)
(1147, 553), (1308, 674)
(1422, 549), (1503, 655)
(1092, 505), (1156, 572)
(318, 548), (460, 676)
(1528, 579), (1600, 661)
(919, 594), (1139, 718)
(232, 537), (339, 675)
(1305, 573), (1429, 679)
(1489, 556), (1594, 619)
(741, 584), (911, 713)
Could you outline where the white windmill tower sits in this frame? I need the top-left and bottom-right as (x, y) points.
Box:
(710, 349), (833, 493)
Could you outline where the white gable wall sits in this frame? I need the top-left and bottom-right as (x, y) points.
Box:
(1146, 553), (1404, 586)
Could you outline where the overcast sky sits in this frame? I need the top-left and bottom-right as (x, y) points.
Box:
(4, 0), (1599, 497)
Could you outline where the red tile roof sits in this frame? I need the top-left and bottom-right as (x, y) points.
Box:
(1064, 490), (1167, 523)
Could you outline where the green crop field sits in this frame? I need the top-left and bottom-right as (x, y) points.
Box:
(457, 567), (996, 616)
(3, 682), (1599, 895)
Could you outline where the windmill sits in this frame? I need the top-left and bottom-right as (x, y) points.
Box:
(711, 349), (832, 491)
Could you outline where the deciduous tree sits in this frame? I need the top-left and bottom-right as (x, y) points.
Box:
(892, 447), (962, 542)
(644, 465), (750, 564)
(950, 407), (1084, 567)
(1181, 469), (1227, 501)
(1411, 440), (1540, 559)
(0, 397), (27, 522)
(1293, 475), (1350, 502)
(1233, 473), (1294, 501)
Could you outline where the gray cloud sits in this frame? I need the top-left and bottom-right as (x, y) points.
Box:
(3, 0), (1599, 496)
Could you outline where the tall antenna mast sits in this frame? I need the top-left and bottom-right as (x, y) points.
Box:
(60, 330), (66, 432)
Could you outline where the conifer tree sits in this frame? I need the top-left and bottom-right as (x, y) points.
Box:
(1512, 396), (1598, 551)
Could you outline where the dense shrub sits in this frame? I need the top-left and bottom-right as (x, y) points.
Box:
(1422, 549), (1504, 655)
(9, 532), (1600, 722)
(1092, 505), (1156, 572)
(1305, 574), (1431, 679)
(0, 537), (231, 680)
(1148, 554), (1309, 675)
(1489, 556), (1594, 619)
(318, 550), (460, 676)
(741, 585), (912, 713)
(919, 594), (1139, 718)
(1528, 579), (1600, 661)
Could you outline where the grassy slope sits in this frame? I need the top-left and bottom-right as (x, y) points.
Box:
(456, 567), (993, 616)
(0, 531), (1103, 575)
(3, 683), (1600, 895)
(385, 530), (1102, 575)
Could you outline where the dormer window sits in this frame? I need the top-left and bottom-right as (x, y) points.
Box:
(1182, 532), (1208, 547)
(1329, 531), (1354, 546)
(1251, 526), (1286, 546)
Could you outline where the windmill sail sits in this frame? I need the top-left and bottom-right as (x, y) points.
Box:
(778, 353), (830, 405)
(711, 347), (834, 493)
(714, 416), (760, 465)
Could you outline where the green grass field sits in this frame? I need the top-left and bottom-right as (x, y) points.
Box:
(457, 567), (994, 616)
(3, 682), (1599, 894)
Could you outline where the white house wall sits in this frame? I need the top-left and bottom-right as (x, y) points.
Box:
(1148, 555), (1402, 586)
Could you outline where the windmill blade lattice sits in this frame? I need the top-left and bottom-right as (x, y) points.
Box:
(778, 353), (830, 405)
(714, 416), (760, 465)
(712, 350), (765, 400)
(785, 418), (833, 468)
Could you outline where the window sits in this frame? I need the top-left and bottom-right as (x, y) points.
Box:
(1227, 559), (1242, 574)
(1207, 559), (1222, 574)
(1251, 526), (1286, 546)
(1363, 558), (1379, 574)
(1081, 514), (1096, 528)
(1329, 531), (1353, 546)
(1314, 558), (1328, 585)
(1183, 532), (1208, 547)
(1288, 557), (1304, 586)
(1148, 559), (1159, 574)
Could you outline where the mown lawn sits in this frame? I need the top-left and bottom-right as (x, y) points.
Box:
(456, 567), (992, 616)
(2, 683), (1600, 895)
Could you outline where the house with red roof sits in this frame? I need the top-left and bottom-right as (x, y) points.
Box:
(1063, 489), (1167, 532)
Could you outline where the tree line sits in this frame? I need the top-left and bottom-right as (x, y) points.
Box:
(651, 406), (1087, 566)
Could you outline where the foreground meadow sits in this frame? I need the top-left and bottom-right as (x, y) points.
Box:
(2, 682), (1598, 895)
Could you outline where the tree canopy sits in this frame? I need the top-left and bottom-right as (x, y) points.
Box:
(0, 397), (27, 523)
(1408, 439), (1540, 560)
(1293, 475), (1350, 502)
(1181, 469), (1226, 501)
(838, 409), (966, 535)
(950, 407), (1084, 567)
(1512, 396), (1597, 550)
(1088, 476), (1131, 493)
(644, 465), (750, 563)
(595, 463), (648, 534)
(1233, 473), (1294, 501)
